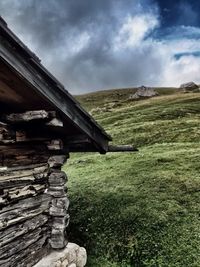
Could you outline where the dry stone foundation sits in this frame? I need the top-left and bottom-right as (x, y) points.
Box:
(34, 243), (87, 267)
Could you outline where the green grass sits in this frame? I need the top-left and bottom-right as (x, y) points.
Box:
(64, 89), (200, 266)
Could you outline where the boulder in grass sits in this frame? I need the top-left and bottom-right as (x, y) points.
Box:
(180, 82), (199, 92)
(129, 86), (159, 100)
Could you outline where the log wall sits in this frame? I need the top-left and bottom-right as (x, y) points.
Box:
(0, 116), (70, 267)
(0, 163), (51, 267)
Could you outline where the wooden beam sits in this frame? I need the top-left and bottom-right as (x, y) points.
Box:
(0, 31), (111, 152)
(65, 134), (90, 145)
(2, 110), (56, 123)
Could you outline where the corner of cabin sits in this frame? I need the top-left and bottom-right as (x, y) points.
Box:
(0, 16), (137, 267)
(0, 18), (111, 267)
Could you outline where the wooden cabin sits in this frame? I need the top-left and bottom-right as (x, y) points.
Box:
(0, 17), (113, 267)
(0, 16), (137, 267)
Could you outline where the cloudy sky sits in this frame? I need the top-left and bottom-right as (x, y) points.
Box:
(1, 0), (200, 94)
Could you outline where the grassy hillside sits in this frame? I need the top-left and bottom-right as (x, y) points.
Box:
(64, 88), (200, 267)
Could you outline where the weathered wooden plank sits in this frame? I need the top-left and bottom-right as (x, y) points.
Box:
(52, 215), (70, 229)
(0, 194), (51, 230)
(0, 164), (48, 181)
(0, 236), (48, 267)
(2, 110), (56, 123)
(49, 197), (69, 217)
(0, 226), (43, 258)
(48, 171), (67, 186)
(0, 163), (46, 172)
(0, 193), (50, 214)
(0, 34), (110, 152)
(46, 139), (63, 150)
(0, 164), (48, 189)
(0, 214), (48, 247)
(0, 174), (48, 190)
(50, 227), (67, 249)
(0, 235), (48, 266)
(16, 130), (52, 143)
(16, 242), (49, 267)
(47, 185), (67, 198)
(0, 184), (46, 206)
(0, 142), (51, 166)
(48, 155), (68, 168)
(0, 143), (48, 155)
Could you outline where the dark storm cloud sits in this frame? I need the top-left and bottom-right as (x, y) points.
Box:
(1, 0), (157, 93)
(1, 0), (200, 93)
(1, 0), (143, 49)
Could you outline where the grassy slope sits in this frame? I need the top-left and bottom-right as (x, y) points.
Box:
(64, 88), (200, 267)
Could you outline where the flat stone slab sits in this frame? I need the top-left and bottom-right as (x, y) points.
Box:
(33, 243), (87, 267)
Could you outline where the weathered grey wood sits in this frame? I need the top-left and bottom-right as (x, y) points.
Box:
(0, 194), (51, 230)
(48, 171), (67, 186)
(47, 185), (67, 198)
(0, 143), (51, 166)
(48, 165), (70, 249)
(52, 214), (70, 228)
(0, 163), (46, 172)
(0, 143), (47, 155)
(0, 184), (46, 205)
(50, 227), (67, 249)
(46, 139), (63, 150)
(48, 155), (68, 168)
(0, 156), (50, 265)
(108, 145), (138, 152)
(49, 197), (69, 217)
(0, 226), (43, 258)
(0, 214), (48, 247)
(16, 242), (49, 267)
(0, 164), (48, 181)
(0, 235), (48, 267)
(0, 175), (47, 190)
(0, 30), (111, 152)
(2, 110), (55, 123)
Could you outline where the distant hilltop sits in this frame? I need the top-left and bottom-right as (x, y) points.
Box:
(127, 81), (200, 101)
(75, 81), (200, 114)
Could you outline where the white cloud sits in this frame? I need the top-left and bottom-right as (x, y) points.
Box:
(161, 54), (200, 87)
(63, 31), (90, 56)
(1, 1), (200, 92)
(148, 38), (200, 86)
(114, 13), (159, 50)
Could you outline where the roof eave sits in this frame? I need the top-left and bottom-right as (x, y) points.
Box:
(0, 17), (112, 153)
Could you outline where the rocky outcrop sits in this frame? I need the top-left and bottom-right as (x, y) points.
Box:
(129, 86), (159, 100)
(34, 243), (87, 267)
(180, 82), (199, 92)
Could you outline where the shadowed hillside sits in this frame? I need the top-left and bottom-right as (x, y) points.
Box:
(64, 88), (200, 267)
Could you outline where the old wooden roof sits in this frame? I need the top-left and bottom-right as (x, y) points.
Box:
(0, 17), (112, 153)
